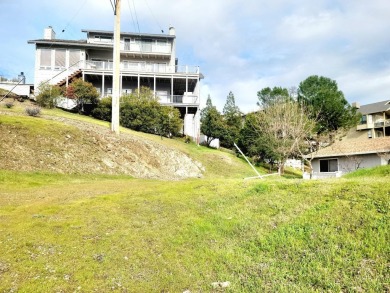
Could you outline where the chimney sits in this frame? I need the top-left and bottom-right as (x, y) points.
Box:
(44, 26), (56, 40)
(169, 26), (176, 36)
(352, 102), (360, 109)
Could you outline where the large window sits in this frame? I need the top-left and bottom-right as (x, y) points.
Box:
(54, 49), (66, 69)
(69, 50), (81, 67)
(40, 49), (52, 69)
(320, 159), (338, 172)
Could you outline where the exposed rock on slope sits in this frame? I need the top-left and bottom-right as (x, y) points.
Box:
(0, 111), (204, 180)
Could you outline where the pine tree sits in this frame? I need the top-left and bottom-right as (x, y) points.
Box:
(221, 91), (242, 148)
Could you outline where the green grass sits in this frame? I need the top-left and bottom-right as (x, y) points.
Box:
(0, 105), (388, 292)
(0, 169), (388, 292)
(344, 165), (390, 178)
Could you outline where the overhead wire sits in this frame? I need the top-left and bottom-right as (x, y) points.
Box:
(131, 0), (141, 33)
(109, 0), (115, 13)
(145, 0), (164, 33)
(127, 0), (138, 32)
(61, 0), (88, 35)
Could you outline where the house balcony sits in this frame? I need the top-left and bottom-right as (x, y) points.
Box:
(100, 93), (199, 106)
(88, 39), (171, 56)
(357, 119), (390, 130)
(83, 60), (199, 75)
(158, 94), (199, 106)
(122, 42), (171, 56)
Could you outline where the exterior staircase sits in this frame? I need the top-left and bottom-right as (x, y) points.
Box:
(56, 70), (82, 87)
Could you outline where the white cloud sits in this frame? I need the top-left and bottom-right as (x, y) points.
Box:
(1, 0), (390, 111)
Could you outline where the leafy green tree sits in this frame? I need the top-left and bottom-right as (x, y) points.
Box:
(120, 87), (160, 133)
(36, 82), (62, 108)
(119, 87), (181, 137)
(238, 113), (279, 166)
(200, 95), (225, 147)
(221, 91), (242, 148)
(297, 75), (359, 135)
(257, 86), (290, 108)
(156, 106), (182, 137)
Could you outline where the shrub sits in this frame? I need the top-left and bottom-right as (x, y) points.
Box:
(91, 97), (112, 121)
(25, 106), (41, 117)
(67, 78), (100, 112)
(5, 102), (14, 108)
(36, 82), (62, 108)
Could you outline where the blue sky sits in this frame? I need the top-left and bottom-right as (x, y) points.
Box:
(1, 0), (390, 112)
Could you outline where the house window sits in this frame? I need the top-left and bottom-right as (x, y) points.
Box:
(69, 50), (81, 67)
(360, 115), (367, 124)
(368, 130), (372, 138)
(54, 49), (66, 70)
(320, 159), (338, 172)
(40, 49), (52, 69)
(94, 35), (112, 43)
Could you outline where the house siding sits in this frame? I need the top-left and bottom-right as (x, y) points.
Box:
(312, 153), (384, 174)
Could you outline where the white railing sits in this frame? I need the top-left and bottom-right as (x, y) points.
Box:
(158, 94), (199, 105)
(84, 60), (199, 74)
(123, 42), (171, 54)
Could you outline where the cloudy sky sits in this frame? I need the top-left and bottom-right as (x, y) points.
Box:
(1, 0), (390, 112)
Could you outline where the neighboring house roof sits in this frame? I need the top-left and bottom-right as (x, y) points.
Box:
(308, 137), (390, 158)
(81, 29), (175, 39)
(358, 100), (390, 115)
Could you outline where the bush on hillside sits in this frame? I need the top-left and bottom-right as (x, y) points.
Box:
(5, 102), (14, 108)
(91, 87), (182, 137)
(66, 79), (100, 113)
(91, 97), (112, 121)
(36, 82), (62, 108)
(25, 106), (41, 117)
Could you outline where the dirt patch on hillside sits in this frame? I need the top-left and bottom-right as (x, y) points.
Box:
(0, 101), (204, 180)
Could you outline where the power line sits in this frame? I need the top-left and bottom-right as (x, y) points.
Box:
(131, 0), (140, 33)
(127, 0), (137, 32)
(145, 0), (164, 33)
(61, 0), (88, 34)
(109, 0), (115, 13)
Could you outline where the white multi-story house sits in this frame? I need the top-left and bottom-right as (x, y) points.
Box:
(28, 26), (202, 139)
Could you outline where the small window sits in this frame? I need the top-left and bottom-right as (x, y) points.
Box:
(360, 115), (367, 124)
(368, 130), (372, 138)
(320, 159), (338, 172)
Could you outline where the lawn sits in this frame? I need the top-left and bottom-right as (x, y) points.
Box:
(0, 168), (388, 292)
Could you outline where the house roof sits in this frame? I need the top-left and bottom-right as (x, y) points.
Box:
(27, 39), (113, 49)
(358, 100), (390, 115)
(81, 29), (175, 40)
(307, 137), (390, 158)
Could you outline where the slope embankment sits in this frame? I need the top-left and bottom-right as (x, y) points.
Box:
(0, 105), (204, 180)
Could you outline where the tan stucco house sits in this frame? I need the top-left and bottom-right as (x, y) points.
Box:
(308, 100), (390, 177)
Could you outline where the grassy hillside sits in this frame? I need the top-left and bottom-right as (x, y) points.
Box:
(0, 100), (268, 179)
(0, 170), (388, 292)
(0, 101), (388, 292)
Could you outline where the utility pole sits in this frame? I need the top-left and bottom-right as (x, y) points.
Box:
(111, 0), (121, 134)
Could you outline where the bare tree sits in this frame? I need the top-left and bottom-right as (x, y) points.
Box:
(255, 100), (316, 174)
